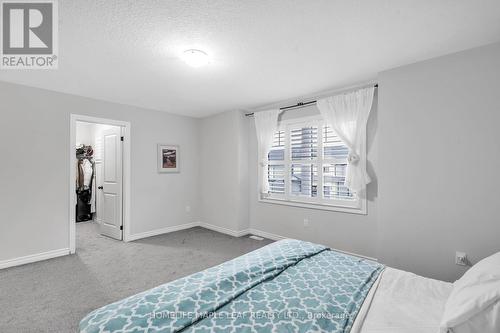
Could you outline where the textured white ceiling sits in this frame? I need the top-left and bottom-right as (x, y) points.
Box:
(1, 1), (500, 117)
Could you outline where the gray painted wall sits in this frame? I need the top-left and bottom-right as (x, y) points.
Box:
(0, 82), (200, 261)
(199, 110), (249, 232)
(377, 42), (500, 281)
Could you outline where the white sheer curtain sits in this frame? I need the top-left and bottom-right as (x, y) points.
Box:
(317, 87), (375, 192)
(254, 109), (281, 196)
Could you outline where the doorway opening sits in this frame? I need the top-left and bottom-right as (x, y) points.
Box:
(69, 115), (131, 253)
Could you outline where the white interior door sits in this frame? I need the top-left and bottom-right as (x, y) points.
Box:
(99, 127), (123, 240)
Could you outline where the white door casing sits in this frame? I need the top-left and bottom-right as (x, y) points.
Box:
(94, 161), (103, 223)
(70, 114), (131, 254)
(99, 127), (123, 240)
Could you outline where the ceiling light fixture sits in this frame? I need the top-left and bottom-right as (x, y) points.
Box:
(182, 49), (209, 68)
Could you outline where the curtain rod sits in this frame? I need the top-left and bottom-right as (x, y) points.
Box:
(245, 83), (378, 117)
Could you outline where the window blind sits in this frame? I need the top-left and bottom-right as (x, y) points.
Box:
(291, 126), (318, 160)
(266, 121), (355, 203)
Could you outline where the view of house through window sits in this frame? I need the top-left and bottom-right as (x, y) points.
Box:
(265, 117), (361, 212)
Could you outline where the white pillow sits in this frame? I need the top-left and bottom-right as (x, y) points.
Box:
(439, 251), (500, 333)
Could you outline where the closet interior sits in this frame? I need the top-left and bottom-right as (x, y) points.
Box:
(76, 144), (95, 222)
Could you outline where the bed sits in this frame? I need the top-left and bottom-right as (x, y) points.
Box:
(79, 239), (499, 333)
(353, 267), (452, 333)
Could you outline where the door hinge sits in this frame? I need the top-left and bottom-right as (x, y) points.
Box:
(120, 226), (123, 230)
(120, 136), (124, 141)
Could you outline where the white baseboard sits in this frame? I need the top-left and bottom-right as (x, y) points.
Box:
(199, 222), (250, 238)
(128, 221), (254, 241)
(247, 228), (286, 241)
(249, 228), (376, 261)
(330, 248), (378, 262)
(197, 223), (288, 241)
(127, 222), (199, 241)
(127, 222), (252, 241)
(0, 248), (70, 270)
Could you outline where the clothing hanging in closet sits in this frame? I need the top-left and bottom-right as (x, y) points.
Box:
(76, 145), (95, 222)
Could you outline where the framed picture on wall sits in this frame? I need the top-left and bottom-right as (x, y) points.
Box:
(157, 144), (179, 173)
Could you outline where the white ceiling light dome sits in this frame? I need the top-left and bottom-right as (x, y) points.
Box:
(182, 49), (210, 68)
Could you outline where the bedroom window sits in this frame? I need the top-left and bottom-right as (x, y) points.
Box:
(262, 116), (365, 214)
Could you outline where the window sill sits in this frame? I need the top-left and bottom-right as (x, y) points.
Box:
(258, 197), (367, 215)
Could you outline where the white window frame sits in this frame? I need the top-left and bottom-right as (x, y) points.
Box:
(258, 115), (367, 214)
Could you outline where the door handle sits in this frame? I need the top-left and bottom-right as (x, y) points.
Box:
(98, 186), (103, 190)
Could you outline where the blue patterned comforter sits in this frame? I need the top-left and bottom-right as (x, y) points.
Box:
(80, 239), (383, 333)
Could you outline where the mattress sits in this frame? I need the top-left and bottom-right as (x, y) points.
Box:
(352, 267), (453, 333)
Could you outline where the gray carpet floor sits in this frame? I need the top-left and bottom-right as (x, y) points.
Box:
(0, 222), (273, 333)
